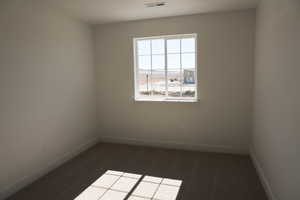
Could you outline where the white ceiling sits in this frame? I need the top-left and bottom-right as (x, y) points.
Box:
(49, 0), (259, 24)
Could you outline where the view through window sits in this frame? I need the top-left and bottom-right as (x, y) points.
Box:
(74, 170), (182, 200)
(134, 34), (197, 102)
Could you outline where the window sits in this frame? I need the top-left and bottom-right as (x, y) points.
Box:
(134, 34), (197, 102)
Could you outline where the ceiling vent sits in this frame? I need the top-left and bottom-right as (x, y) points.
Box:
(145, 2), (166, 8)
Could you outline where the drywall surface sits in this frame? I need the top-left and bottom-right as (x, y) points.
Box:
(0, 0), (97, 198)
(253, 0), (300, 199)
(95, 10), (255, 154)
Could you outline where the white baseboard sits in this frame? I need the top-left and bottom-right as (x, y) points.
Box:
(250, 148), (277, 200)
(0, 136), (101, 200)
(100, 136), (249, 155)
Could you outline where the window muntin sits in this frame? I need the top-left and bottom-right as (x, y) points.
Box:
(134, 34), (197, 102)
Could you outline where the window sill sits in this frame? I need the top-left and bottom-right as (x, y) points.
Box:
(134, 98), (198, 103)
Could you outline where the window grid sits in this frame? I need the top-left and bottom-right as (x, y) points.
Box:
(179, 39), (183, 96)
(164, 38), (168, 97)
(150, 39), (153, 96)
(134, 34), (197, 102)
(139, 52), (195, 56)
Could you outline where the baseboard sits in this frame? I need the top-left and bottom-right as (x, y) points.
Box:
(0, 135), (101, 200)
(250, 148), (278, 200)
(100, 136), (249, 155)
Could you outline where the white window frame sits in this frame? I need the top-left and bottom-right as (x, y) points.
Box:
(133, 33), (198, 102)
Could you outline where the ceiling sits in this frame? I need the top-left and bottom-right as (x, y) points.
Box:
(49, 0), (260, 24)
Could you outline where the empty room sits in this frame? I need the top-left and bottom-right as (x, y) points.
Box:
(0, 0), (299, 200)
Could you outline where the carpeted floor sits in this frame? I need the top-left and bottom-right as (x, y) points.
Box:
(6, 142), (267, 200)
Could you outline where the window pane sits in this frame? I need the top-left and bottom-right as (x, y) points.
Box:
(138, 69), (151, 97)
(167, 54), (180, 69)
(167, 69), (181, 97)
(135, 34), (197, 101)
(138, 55), (151, 69)
(182, 69), (196, 97)
(151, 39), (164, 54)
(152, 55), (164, 69)
(167, 39), (180, 53)
(182, 84), (196, 97)
(182, 53), (195, 69)
(137, 40), (150, 55)
(152, 70), (166, 98)
(181, 38), (195, 53)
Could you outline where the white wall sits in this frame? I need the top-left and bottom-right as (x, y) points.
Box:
(95, 10), (255, 154)
(252, 0), (300, 200)
(0, 0), (98, 198)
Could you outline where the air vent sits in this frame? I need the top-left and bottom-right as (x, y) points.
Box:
(145, 2), (166, 8)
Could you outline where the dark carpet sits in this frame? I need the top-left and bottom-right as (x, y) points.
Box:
(6, 142), (268, 200)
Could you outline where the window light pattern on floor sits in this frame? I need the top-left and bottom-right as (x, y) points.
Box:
(130, 175), (182, 200)
(74, 170), (182, 200)
(75, 170), (141, 200)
